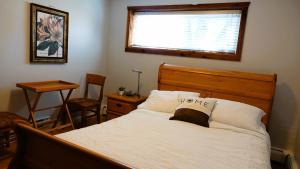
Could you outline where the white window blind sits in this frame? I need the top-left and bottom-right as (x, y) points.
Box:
(131, 10), (242, 54)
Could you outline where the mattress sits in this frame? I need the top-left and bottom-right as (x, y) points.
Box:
(57, 109), (271, 169)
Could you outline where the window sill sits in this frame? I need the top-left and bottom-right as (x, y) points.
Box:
(125, 47), (241, 61)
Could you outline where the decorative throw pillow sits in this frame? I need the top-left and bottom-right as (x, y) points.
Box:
(137, 90), (200, 113)
(170, 97), (216, 127)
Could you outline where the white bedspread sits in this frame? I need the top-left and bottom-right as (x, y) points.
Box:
(57, 109), (271, 169)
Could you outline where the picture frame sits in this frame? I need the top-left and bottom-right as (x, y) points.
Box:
(30, 3), (69, 63)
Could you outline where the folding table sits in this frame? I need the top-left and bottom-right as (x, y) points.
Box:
(16, 80), (79, 133)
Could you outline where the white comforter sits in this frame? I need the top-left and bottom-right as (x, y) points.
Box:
(57, 109), (271, 169)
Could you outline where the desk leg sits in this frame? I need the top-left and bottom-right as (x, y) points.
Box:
(59, 89), (75, 129)
(52, 91), (64, 128)
(23, 89), (41, 128)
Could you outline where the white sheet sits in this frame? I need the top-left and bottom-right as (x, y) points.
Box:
(57, 109), (271, 169)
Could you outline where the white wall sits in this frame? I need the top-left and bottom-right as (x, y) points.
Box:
(106, 0), (300, 154)
(0, 0), (110, 118)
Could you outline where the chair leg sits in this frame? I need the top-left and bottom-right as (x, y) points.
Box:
(4, 131), (10, 148)
(81, 110), (87, 128)
(96, 106), (101, 124)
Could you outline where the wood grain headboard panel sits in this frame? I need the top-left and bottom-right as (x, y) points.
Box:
(158, 63), (277, 126)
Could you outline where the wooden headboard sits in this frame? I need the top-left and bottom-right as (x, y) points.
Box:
(158, 63), (277, 126)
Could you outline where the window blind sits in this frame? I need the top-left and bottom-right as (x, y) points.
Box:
(131, 10), (242, 54)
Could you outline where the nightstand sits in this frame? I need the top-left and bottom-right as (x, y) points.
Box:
(106, 93), (147, 120)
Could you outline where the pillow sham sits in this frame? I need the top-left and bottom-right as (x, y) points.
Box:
(137, 90), (200, 113)
(210, 98), (265, 132)
(170, 97), (216, 127)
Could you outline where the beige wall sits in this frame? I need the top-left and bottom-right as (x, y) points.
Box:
(1, 0), (300, 166)
(106, 0), (300, 155)
(0, 0), (110, 119)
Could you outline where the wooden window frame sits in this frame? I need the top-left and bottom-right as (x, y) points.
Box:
(125, 2), (250, 61)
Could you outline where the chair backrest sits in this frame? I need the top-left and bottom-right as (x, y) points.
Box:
(84, 74), (106, 102)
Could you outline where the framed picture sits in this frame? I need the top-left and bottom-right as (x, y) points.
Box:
(30, 3), (69, 63)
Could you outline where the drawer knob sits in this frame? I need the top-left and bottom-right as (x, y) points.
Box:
(116, 103), (122, 107)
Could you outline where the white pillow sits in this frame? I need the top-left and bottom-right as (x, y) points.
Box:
(137, 90), (200, 113)
(210, 99), (265, 133)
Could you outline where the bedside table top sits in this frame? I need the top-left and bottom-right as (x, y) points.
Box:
(106, 93), (147, 103)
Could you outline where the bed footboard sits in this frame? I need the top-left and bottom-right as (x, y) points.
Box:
(8, 124), (131, 169)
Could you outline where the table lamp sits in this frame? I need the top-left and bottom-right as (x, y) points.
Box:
(132, 69), (142, 97)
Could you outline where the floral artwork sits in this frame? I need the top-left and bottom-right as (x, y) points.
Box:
(30, 4), (68, 63)
(36, 12), (64, 57)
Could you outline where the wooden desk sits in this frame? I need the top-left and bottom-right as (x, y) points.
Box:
(16, 80), (79, 133)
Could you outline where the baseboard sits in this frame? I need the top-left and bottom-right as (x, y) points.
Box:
(271, 147), (286, 163)
(271, 147), (299, 169)
(285, 151), (298, 169)
(101, 105), (107, 115)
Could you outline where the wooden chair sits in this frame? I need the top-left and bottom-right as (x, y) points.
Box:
(68, 74), (106, 127)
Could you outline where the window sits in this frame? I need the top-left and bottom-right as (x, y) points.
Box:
(125, 2), (250, 61)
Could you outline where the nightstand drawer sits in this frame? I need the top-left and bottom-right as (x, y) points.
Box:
(107, 111), (121, 120)
(107, 99), (135, 114)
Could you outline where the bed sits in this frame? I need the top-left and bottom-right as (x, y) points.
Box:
(9, 63), (277, 169)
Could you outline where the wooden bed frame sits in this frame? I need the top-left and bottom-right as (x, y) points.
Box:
(158, 63), (277, 126)
(9, 63), (277, 169)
